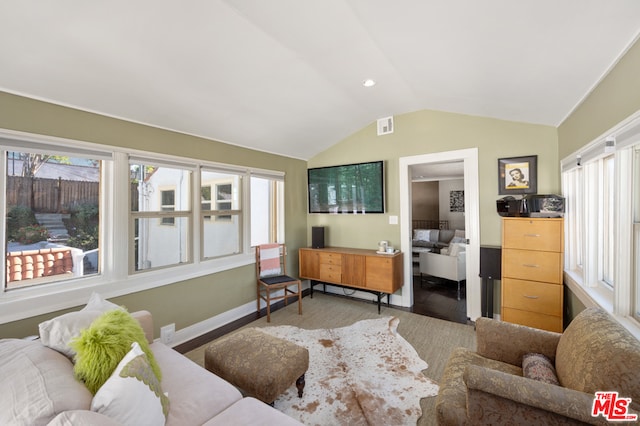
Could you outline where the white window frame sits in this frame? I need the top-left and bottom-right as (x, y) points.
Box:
(561, 110), (640, 339)
(0, 129), (286, 324)
(250, 171), (285, 247)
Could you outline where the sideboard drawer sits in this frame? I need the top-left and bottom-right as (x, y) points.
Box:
(319, 264), (341, 282)
(319, 252), (342, 266)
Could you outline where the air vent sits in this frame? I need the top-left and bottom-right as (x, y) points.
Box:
(377, 116), (394, 136)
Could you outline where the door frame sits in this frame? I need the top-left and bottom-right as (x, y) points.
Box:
(399, 148), (481, 321)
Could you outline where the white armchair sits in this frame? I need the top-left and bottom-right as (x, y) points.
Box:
(419, 248), (466, 299)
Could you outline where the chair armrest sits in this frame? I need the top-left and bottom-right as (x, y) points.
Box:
(131, 310), (154, 344)
(464, 365), (610, 425)
(476, 317), (561, 366)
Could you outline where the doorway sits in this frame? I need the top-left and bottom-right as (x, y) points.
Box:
(410, 167), (468, 323)
(399, 148), (481, 323)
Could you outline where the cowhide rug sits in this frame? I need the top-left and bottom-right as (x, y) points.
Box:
(258, 316), (439, 426)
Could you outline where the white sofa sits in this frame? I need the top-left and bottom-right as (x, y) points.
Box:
(419, 247), (466, 299)
(0, 309), (303, 426)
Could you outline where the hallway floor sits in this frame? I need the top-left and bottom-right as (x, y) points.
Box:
(411, 274), (467, 324)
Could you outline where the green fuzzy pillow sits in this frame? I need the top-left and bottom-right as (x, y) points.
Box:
(71, 309), (162, 394)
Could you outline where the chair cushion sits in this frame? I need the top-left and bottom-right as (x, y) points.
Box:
(556, 308), (640, 401)
(261, 275), (297, 285)
(522, 353), (559, 385)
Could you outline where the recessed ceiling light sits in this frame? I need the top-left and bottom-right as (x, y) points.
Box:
(362, 79), (376, 87)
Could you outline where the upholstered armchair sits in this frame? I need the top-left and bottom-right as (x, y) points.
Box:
(436, 308), (640, 425)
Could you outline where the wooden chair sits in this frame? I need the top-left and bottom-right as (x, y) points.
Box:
(256, 243), (302, 322)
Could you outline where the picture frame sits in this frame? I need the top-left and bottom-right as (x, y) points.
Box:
(498, 155), (537, 195)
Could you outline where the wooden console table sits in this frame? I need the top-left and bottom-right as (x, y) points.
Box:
(299, 247), (403, 313)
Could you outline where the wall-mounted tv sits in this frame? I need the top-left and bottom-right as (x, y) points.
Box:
(308, 161), (385, 214)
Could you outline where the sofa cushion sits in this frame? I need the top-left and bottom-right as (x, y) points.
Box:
(92, 342), (169, 425)
(438, 229), (455, 244)
(151, 342), (243, 425)
(412, 239), (436, 248)
(522, 353), (559, 385)
(48, 410), (123, 426)
(203, 397), (303, 426)
(38, 293), (124, 360)
(0, 339), (92, 425)
(71, 309), (161, 394)
(556, 308), (640, 401)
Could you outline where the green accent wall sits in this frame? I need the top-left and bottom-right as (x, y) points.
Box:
(0, 91), (308, 339)
(558, 39), (640, 159)
(308, 109), (560, 249)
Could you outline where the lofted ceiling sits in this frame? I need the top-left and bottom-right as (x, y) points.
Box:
(1, 1), (640, 161)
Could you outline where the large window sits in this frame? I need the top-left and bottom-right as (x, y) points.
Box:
(3, 149), (103, 290)
(0, 129), (286, 323)
(562, 113), (640, 335)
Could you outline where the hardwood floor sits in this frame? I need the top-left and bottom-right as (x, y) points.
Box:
(411, 274), (468, 324)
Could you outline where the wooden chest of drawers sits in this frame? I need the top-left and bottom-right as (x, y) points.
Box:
(299, 247), (402, 294)
(501, 218), (564, 332)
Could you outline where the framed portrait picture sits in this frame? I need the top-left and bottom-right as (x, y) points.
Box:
(498, 155), (537, 195)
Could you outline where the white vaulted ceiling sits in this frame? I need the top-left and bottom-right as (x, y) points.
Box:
(1, 1), (640, 160)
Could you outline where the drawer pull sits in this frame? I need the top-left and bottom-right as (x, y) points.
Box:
(523, 294), (539, 299)
(522, 264), (539, 268)
(524, 233), (541, 237)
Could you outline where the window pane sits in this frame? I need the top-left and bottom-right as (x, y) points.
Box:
(134, 217), (189, 270)
(130, 162), (192, 272)
(201, 170), (242, 259)
(202, 215), (241, 258)
(5, 151), (101, 290)
(250, 176), (284, 246)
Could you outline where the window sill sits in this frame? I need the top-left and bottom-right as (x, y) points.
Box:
(565, 270), (640, 340)
(0, 252), (255, 324)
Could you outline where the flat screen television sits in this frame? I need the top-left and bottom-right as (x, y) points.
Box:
(307, 161), (385, 214)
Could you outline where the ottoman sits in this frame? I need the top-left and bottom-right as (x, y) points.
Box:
(204, 327), (309, 405)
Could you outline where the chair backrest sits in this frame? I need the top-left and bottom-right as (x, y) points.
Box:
(555, 307), (640, 401)
(256, 243), (286, 278)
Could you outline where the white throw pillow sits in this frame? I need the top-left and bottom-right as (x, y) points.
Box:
(82, 292), (123, 312)
(92, 342), (169, 425)
(39, 292), (124, 359)
(413, 229), (431, 242)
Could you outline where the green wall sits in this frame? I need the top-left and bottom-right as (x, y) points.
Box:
(308, 109), (560, 249)
(557, 38), (640, 321)
(0, 92), (308, 339)
(559, 39), (640, 159)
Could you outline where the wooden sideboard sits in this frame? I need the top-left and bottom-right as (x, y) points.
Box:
(501, 217), (564, 332)
(299, 247), (403, 312)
